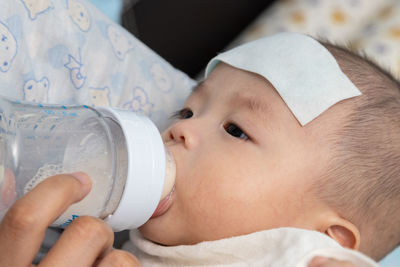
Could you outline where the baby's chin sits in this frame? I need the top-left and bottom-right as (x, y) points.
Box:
(138, 195), (181, 244)
(138, 206), (185, 246)
(139, 209), (203, 246)
(138, 220), (178, 246)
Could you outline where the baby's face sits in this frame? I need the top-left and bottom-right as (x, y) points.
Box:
(140, 63), (334, 245)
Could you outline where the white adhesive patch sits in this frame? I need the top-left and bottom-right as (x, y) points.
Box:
(205, 32), (362, 126)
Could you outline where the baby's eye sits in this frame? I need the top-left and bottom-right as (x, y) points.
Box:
(171, 108), (193, 119)
(224, 123), (249, 141)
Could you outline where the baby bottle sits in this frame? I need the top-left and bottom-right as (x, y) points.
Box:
(0, 96), (176, 231)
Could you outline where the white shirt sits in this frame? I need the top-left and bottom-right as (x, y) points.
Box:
(123, 227), (378, 267)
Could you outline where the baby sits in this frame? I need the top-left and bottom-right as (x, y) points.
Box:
(0, 33), (398, 267)
(122, 33), (400, 265)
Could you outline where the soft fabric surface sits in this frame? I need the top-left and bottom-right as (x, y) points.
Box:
(0, 0), (195, 131)
(229, 0), (400, 79)
(123, 228), (378, 267)
(88, 0), (123, 23)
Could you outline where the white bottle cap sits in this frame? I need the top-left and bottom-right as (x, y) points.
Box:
(97, 107), (166, 231)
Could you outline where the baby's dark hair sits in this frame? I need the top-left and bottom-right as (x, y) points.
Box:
(313, 42), (400, 260)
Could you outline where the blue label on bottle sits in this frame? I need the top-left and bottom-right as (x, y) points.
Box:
(58, 214), (79, 228)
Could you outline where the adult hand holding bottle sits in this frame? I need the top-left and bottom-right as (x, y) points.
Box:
(0, 172), (141, 267)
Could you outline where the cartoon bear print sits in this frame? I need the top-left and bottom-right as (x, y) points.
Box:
(20, 0), (54, 20)
(23, 77), (50, 103)
(150, 63), (172, 92)
(67, 0), (91, 32)
(0, 22), (17, 73)
(64, 51), (86, 89)
(107, 25), (133, 60)
(89, 87), (111, 107)
(122, 86), (154, 116)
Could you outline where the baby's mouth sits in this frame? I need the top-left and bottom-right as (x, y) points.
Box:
(150, 186), (175, 219)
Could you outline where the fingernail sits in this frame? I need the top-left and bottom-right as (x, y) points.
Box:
(70, 172), (91, 185)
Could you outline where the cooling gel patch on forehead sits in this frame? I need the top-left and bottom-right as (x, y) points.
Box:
(205, 32), (362, 126)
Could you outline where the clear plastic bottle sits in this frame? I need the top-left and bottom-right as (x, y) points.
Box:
(0, 97), (175, 231)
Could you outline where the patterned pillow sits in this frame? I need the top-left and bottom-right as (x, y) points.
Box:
(0, 0), (195, 130)
(229, 0), (391, 47)
(350, 2), (400, 78)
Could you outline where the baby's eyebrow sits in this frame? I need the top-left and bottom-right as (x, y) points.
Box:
(230, 92), (272, 120)
(191, 81), (272, 121)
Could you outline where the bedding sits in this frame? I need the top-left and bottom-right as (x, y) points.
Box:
(88, 0), (123, 23)
(228, 0), (400, 80)
(0, 0), (195, 131)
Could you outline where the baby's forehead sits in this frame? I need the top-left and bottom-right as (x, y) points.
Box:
(198, 64), (295, 124)
(204, 33), (362, 126)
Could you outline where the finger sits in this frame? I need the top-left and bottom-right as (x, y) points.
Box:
(0, 172), (91, 267)
(309, 256), (355, 267)
(95, 249), (141, 267)
(39, 216), (114, 267)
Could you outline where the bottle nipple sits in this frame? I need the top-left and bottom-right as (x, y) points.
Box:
(160, 147), (176, 200)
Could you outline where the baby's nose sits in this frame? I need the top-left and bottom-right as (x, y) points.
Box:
(166, 120), (199, 149)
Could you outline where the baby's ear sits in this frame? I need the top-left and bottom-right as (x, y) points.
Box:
(325, 222), (360, 250)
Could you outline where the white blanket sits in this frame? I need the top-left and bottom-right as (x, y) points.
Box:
(123, 227), (378, 267)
